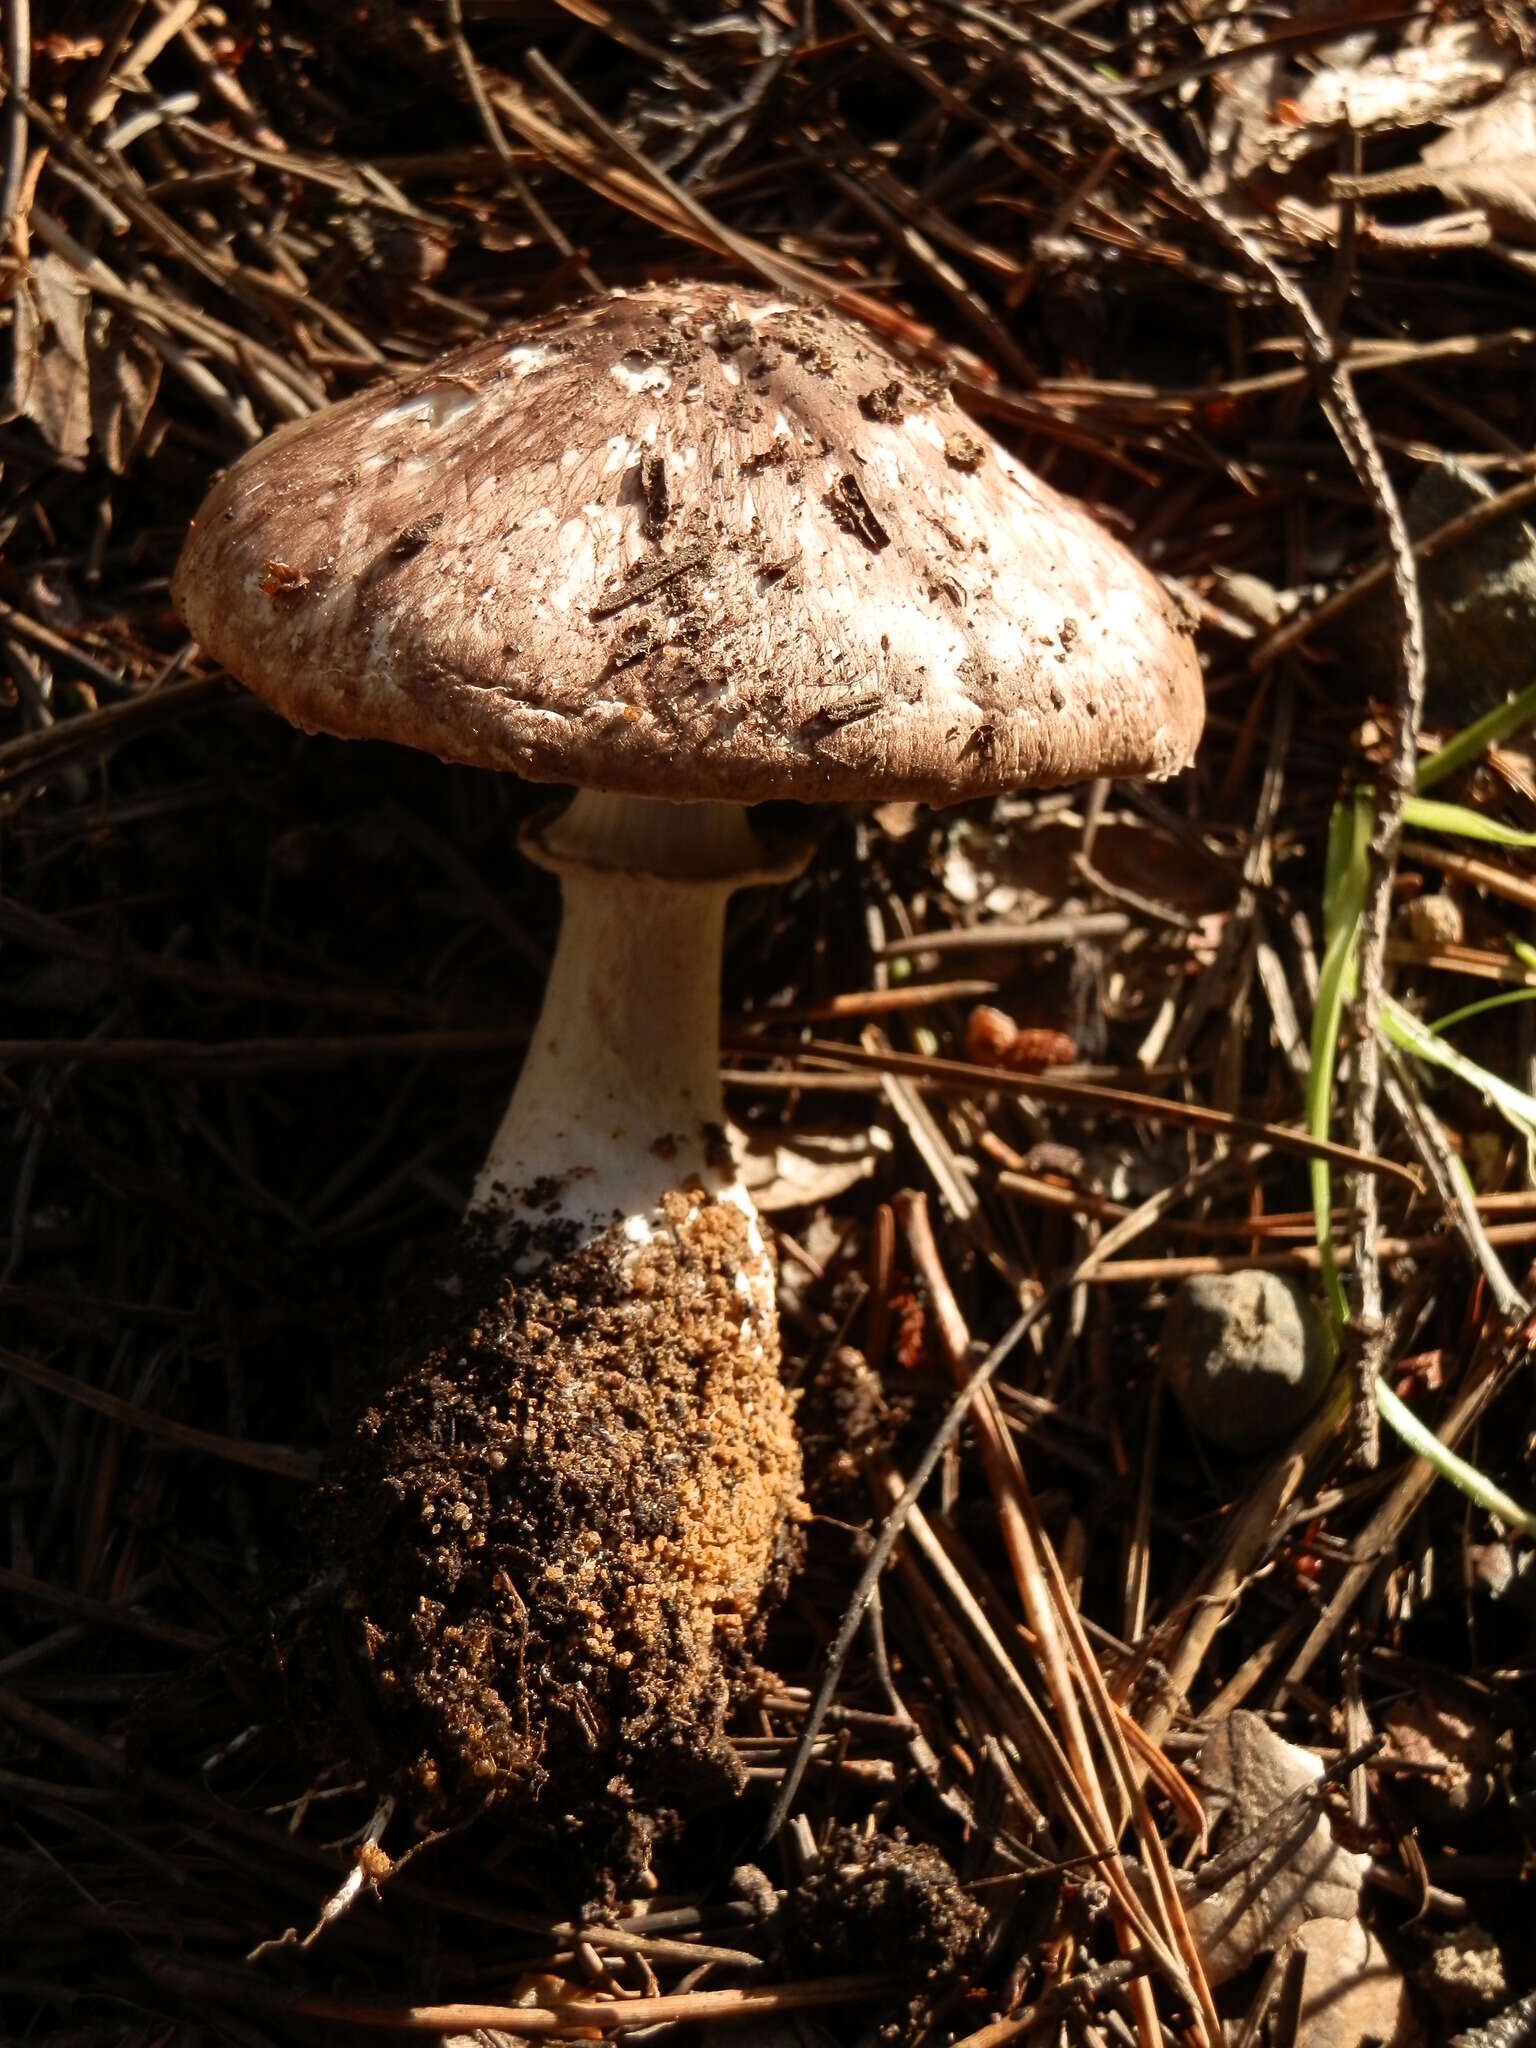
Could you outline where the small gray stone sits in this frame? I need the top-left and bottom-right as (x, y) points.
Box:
(1160, 1270), (1331, 1451)
(1343, 458), (1536, 723)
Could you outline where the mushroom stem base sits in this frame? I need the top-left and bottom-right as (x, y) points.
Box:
(318, 1192), (803, 1829)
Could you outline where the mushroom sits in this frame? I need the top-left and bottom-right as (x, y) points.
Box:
(173, 281), (1203, 1832)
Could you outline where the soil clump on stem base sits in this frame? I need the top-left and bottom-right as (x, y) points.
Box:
(282, 1192), (803, 1864)
(785, 1828), (987, 2036)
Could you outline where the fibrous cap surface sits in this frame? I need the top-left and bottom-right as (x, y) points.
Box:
(174, 281), (1204, 803)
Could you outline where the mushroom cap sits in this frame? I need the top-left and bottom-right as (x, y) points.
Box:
(173, 282), (1203, 805)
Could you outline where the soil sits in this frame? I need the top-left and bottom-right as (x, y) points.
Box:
(795, 1342), (901, 1513)
(282, 1191), (804, 1852)
(785, 1827), (987, 2014)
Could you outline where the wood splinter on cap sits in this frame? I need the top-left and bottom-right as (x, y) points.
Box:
(172, 280), (1204, 1861)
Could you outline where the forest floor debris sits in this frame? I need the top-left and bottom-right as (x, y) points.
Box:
(4, 3), (1536, 2042)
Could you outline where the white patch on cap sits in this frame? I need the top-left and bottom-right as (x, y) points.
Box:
(992, 443), (1048, 507)
(366, 611), (393, 676)
(543, 505), (629, 615)
(610, 355), (673, 396)
(375, 384), (480, 432)
(905, 413), (948, 452)
(720, 362), (741, 387)
(544, 516), (593, 613)
(603, 434), (637, 475)
(504, 343), (560, 379)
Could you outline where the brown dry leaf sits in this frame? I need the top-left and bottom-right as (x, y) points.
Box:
(942, 811), (1230, 921)
(1295, 22), (1508, 135)
(738, 1125), (893, 1213)
(35, 34), (106, 65)
(1188, 1713), (1369, 1986)
(1206, 34), (1286, 188)
(1224, 21), (1508, 182)
(1292, 1916), (1420, 2048)
(87, 308), (163, 475)
(1420, 71), (1536, 239)
(1383, 1691), (1504, 1823)
(8, 255), (92, 459)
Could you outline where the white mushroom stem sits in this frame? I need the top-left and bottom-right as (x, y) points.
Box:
(336, 793), (807, 1798)
(470, 791), (798, 1276)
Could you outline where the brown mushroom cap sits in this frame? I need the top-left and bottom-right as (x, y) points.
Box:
(173, 282), (1203, 805)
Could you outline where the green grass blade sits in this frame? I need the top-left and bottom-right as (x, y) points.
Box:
(1384, 996), (1536, 1140)
(1431, 986), (1536, 1034)
(1415, 679), (1536, 792)
(1312, 753), (1536, 1528)
(1400, 796), (1536, 850)
(1375, 1378), (1536, 1535)
(1309, 795), (1372, 1333)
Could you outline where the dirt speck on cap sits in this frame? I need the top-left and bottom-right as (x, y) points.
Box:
(285, 1196), (803, 1849)
(859, 381), (906, 423)
(943, 431), (986, 471)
